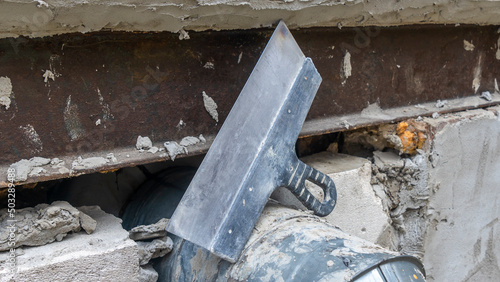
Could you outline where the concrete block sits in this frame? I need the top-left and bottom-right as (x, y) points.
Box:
(0, 206), (139, 282)
(422, 108), (500, 281)
(271, 152), (393, 247)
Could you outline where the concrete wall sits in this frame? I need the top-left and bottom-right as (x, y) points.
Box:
(1, 0), (500, 38)
(423, 107), (500, 281)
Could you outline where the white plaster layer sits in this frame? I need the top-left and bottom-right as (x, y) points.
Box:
(1, 0), (500, 38)
(423, 108), (500, 281)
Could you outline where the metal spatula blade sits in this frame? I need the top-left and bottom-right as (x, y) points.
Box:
(166, 21), (337, 263)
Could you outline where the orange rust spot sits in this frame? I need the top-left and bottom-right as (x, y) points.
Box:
(99, 169), (119, 174)
(413, 274), (418, 279)
(397, 120), (427, 155)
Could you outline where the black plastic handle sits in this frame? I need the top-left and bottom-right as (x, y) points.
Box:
(284, 160), (337, 216)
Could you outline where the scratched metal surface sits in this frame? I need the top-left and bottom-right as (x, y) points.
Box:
(0, 25), (499, 186)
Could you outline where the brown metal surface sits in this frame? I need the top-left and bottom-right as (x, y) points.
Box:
(0, 25), (499, 187)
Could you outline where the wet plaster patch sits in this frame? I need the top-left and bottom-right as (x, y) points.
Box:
(0, 76), (12, 110)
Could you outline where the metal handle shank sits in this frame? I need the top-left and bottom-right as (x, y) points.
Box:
(284, 160), (337, 216)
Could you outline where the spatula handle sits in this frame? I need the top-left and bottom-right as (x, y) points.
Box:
(284, 160), (337, 216)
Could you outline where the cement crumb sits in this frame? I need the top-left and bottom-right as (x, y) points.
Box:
(341, 120), (351, 129)
(463, 40), (475, 51)
(35, 0), (49, 8)
(9, 157), (51, 181)
(164, 141), (184, 161)
(176, 119), (185, 129)
(199, 134), (206, 143)
(0, 201), (96, 251)
(28, 166), (46, 177)
(79, 211), (97, 234)
(435, 100), (448, 108)
(136, 237), (173, 265)
(480, 91), (492, 101)
(129, 218), (169, 241)
(148, 146), (159, 154)
(203, 62), (215, 69)
(202, 91), (219, 122)
(95, 118), (101, 126)
(72, 156), (109, 170)
(106, 153), (117, 162)
(238, 52), (243, 64)
(180, 136), (201, 147)
(432, 112), (440, 119)
(136, 136), (153, 150)
(341, 51), (352, 85)
(0, 76), (12, 110)
(50, 158), (65, 168)
(178, 29), (190, 40)
(42, 69), (56, 83)
(139, 265), (159, 282)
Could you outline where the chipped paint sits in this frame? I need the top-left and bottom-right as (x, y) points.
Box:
(0, 76), (12, 110)
(63, 95), (85, 140)
(463, 40), (475, 51)
(202, 91), (219, 122)
(341, 51), (351, 85)
(19, 124), (43, 153)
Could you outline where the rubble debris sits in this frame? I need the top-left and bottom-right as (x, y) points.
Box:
(178, 29), (190, 40)
(480, 91), (492, 101)
(0, 76), (12, 110)
(199, 134), (206, 143)
(136, 136), (153, 150)
(0, 201), (96, 251)
(9, 157), (51, 182)
(129, 218), (169, 241)
(432, 112), (440, 118)
(179, 136), (201, 147)
(463, 40), (475, 51)
(139, 265), (159, 282)
(202, 91), (219, 122)
(435, 100), (448, 108)
(148, 147), (159, 154)
(370, 150), (429, 257)
(136, 237), (173, 265)
(79, 211), (97, 234)
(72, 156), (108, 170)
(163, 141), (184, 161)
(106, 153), (117, 162)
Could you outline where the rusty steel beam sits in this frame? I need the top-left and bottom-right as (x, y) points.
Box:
(0, 25), (499, 187)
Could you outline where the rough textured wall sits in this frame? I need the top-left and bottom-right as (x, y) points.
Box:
(1, 0), (500, 38)
(423, 107), (500, 281)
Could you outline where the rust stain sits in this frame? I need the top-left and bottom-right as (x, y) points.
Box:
(397, 121), (427, 155)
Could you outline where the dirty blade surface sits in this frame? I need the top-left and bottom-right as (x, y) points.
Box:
(166, 21), (328, 262)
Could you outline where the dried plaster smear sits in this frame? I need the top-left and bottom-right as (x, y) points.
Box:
(0, 76), (12, 110)
(0, 0), (500, 38)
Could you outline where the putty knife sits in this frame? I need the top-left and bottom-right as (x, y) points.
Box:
(166, 21), (337, 263)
